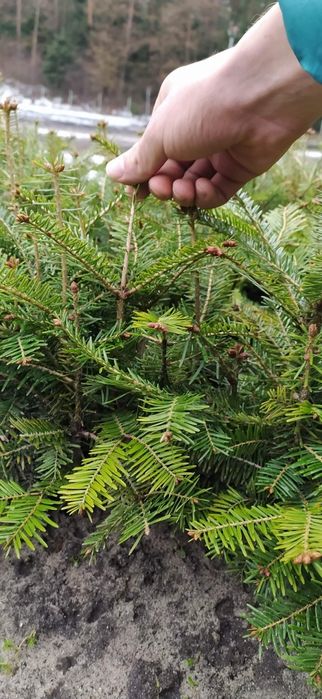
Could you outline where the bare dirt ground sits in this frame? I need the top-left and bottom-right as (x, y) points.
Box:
(0, 519), (316, 699)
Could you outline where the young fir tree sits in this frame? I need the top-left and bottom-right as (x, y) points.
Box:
(0, 100), (322, 688)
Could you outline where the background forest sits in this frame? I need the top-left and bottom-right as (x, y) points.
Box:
(0, 0), (269, 110)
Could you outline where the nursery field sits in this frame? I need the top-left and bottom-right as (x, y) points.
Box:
(0, 521), (316, 699)
(0, 101), (322, 697)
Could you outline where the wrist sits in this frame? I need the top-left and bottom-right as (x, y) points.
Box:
(228, 4), (322, 136)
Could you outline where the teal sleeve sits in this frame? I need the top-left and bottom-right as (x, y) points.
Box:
(279, 0), (322, 84)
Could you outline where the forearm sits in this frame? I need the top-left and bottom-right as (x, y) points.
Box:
(233, 4), (322, 135)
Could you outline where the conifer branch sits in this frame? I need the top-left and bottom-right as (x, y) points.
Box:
(189, 210), (201, 324)
(117, 191), (136, 322)
(51, 162), (68, 303)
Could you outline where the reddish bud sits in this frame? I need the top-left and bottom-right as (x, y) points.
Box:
(147, 322), (168, 332)
(258, 566), (270, 578)
(70, 280), (79, 294)
(228, 343), (244, 358)
(5, 256), (19, 269)
(222, 240), (237, 248)
(204, 246), (223, 257)
(160, 430), (173, 443)
(309, 323), (318, 338)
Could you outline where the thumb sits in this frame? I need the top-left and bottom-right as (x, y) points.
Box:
(106, 121), (166, 185)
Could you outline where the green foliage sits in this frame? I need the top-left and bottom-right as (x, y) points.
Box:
(0, 112), (322, 687)
(0, 630), (38, 676)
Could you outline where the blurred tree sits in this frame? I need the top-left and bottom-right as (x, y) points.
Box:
(31, 0), (42, 78)
(87, 0), (95, 27)
(16, 0), (22, 43)
(0, 0), (271, 107)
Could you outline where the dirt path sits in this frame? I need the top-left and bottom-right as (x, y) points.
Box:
(0, 519), (315, 699)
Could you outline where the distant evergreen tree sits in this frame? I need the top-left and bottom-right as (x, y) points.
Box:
(0, 0), (270, 106)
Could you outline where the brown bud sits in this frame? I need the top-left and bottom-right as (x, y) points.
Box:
(309, 323), (318, 338)
(228, 343), (244, 358)
(121, 332), (131, 339)
(160, 430), (173, 443)
(187, 324), (200, 334)
(5, 256), (19, 269)
(232, 304), (240, 312)
(239, 352), (250, 361)
(70, 280), (79, 294)
(299, 387), (309, 401)
(0, 98), (18, 112)
(258, 566), (270, 578)
(3, 314), (15, 321)
(187, 530), (201, 541)
(293, 550), (322, 565)
(222, 240), (237, 248)
(42, 161), (52, 172)
(204, 246), (223, 257)
(55, 163), (65, 173)
(16, 212), (30, 224)
(17, 357), (32, 366)
(68, 313), (76, 321)
(310, 551), (322, 561)
(53, 318), (62, 327)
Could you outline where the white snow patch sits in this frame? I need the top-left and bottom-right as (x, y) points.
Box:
(305, 149), (322, 160)
(90, 154), (105, 165)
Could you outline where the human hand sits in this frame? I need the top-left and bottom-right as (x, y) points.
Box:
(106, 4), (322, 209)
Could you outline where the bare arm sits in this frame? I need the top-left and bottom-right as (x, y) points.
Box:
(106, 4), (322, 209)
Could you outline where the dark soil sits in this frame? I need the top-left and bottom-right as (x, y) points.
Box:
(0, 518), (316, 699)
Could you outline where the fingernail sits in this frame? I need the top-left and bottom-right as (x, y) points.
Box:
(106, 156), (124, 180)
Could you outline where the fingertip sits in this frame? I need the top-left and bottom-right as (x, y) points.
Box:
(172, 178), (196, 207)
(195, 178), (226, 209)
(106, 156), (125, 181)
(149, 174), (173, 200)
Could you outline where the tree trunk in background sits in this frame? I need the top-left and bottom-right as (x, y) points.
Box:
(118, 0), (135, 102)
(53, 0), (60, 30)
(31, 0), (42, 80)
(87, 0), (95, 27)
(184, 13), (192, 64)
(16, 0), (22, 41)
